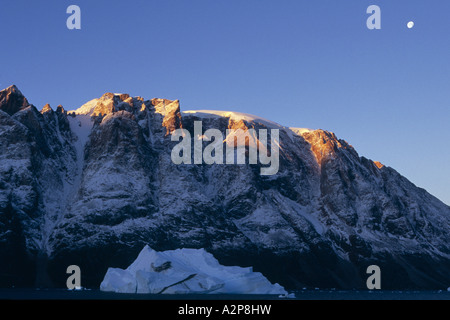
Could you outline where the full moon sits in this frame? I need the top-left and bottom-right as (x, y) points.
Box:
(407, 21), (414, 29)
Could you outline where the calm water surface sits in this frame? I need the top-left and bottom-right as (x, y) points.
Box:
(0, 289), (449, 300)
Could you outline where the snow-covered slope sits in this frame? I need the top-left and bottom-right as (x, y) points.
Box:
(72, 98), (99, 116)
(1, 85), (449, 290)
(182, 110), (284, 129)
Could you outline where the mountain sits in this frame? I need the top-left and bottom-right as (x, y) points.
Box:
(0, 85), (449, 289)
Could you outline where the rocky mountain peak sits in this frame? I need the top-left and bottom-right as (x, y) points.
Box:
(41, 104), (53, 114)
(228, 118), (250, 131)
(91, 93), (118, 116)
(56, 105), (66, 114)
(300, 129), (356, 166)
(0, 85), (30, 116)
(373, 161), (384, 169)
(151, 99), (182, 135)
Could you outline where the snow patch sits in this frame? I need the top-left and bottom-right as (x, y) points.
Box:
(100, 245), (287, 295)
(182, 110), (284, 129)
(71, 98), (99, 116)
(68, 115), (93, 183)
(289, 127), (313, 136)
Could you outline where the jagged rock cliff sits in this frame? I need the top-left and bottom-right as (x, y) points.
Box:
(0, 85), (449, 289)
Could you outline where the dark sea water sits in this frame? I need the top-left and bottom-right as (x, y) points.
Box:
(0, 289), (449, 300)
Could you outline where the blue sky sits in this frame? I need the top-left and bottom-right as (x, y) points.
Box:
(1, 0), (449, 205)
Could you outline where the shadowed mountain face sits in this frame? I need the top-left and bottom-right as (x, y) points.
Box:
(0, 85), (449, 289)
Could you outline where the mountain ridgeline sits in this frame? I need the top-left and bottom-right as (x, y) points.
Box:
(0, 85), (449, 289)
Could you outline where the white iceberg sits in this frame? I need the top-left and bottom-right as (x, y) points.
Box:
(100, 245), (287, 295)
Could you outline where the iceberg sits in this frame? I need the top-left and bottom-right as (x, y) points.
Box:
(100, 245), (287, 295)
